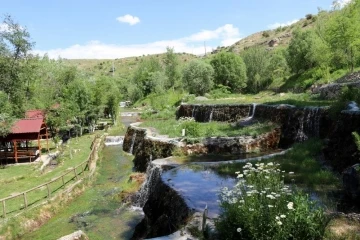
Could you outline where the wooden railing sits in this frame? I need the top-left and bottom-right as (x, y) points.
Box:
(0, 135), (101, 218)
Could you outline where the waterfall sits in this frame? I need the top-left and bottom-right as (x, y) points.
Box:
(209, 108), (214, 122)
(135, 163), (162, 207)
(104, 136), (124, 146)
(295, 113), (307, 142)
(295, 107), (322, 142)
(192, 106), (197, 119)
(129, 132), (137, 154)
(243, 103), (257, 121)
(348, 101), (360, 111)
(250, 103), (257, 118)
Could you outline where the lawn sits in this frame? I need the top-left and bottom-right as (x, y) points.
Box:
(0, 133), (97, 217)
(25, 145), (143, 240)
(187, 91), (333, 107)
(140, 118), (278, 138)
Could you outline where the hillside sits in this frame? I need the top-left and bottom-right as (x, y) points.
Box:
(66, 53), (198, 78)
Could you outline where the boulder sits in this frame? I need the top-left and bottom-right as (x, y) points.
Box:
(343, 164), (360, 201)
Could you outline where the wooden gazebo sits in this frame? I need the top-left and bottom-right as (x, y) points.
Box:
(0, 110), (49, 164)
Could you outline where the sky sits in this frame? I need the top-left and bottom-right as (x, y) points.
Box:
(0, 0), (350, 59)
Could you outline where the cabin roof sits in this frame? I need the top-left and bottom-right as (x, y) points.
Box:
(11, 118), (43, 134)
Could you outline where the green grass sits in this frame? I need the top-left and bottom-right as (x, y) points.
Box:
(187, 91), (332, 107)
(140, 119), (278, 138)
(0, 133), (97, 217)
(24, 145), (142, 240)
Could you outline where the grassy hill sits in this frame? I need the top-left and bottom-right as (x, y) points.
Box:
(65, 53), (198, 78)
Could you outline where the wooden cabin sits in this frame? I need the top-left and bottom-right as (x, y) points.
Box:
(0, 110), (49, 164)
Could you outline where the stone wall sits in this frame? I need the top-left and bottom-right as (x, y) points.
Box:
(184, 128), (281, 155)
(323, 111), (360, 172)
(177, 103), (332, 147)
(131, 173), (192, 239)
(177, 104), (252, 122)
(123, 124), (180, 172)
(253, 104), (331, 147)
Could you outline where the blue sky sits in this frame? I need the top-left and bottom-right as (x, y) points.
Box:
(0, 0), (346, 59)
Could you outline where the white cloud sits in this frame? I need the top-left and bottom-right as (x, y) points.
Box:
(33, 24), (242, 59)
(332, 0), (352, 9)
(268, 19), (299, 29)
(116, 14), (140, 25)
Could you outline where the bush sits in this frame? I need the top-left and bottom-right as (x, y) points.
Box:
(262, 31), (270, 38)
(216, 162), (328, 240)
(179, 117), (202, 137)
(209, 84), (231, 99)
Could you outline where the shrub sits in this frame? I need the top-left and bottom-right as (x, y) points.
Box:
(216, 162), (328, 240)
(209, 84), (231, 99)
(262, 31), (270, 38)
(179, 117), (202, 137)
(305, 14), (313, 20)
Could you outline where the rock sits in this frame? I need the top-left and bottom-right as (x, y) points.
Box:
(343, 164), (360, 200)
(268, 38), (279, 47)
(58, 230), (88, 240)
(194, 96), (209, 101)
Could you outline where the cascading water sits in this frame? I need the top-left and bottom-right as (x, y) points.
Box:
(135, 162), (162, 207)
(295, 107), (322, 142)
(104, 136), (124, 146)
(243, 103), (257, 121)
(209, 108), (214, 122)
(348, 101), (360, 111)
(295, 113), (306, 142)
(129, 132), (137, 154)
(192, 106), (197, 119)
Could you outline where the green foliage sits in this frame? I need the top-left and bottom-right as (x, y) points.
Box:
(210, 52), (247, 93)
(325, 0), (360, 72)
(182, 60), (214, 96)
(132, 57), (163, 96)
(0, 15), (34, 117)
(164, 47), (182, 89)
(209, 84), (231, 99)
(216, 162), (328, 240)
(241, 47), (271, 93)
(262, 31), (270, 38)
(286, 28), (329, 74)
(352, 132), (360, 152)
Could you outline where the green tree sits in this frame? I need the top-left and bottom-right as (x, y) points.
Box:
(133, 57), (163, 96)
(210, 52), (247, 93)
(164, 47), (181, 89)
(182, 60), (214, 96)
(241, 47), (271, 93)
(0, 15), (34, 117)
(325, 0), (360, 72)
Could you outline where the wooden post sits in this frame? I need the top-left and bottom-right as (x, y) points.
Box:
(46, 183), (50, 198)
(2, 200), (5, 218)
(37, 134), (41, 158)
(74, 168), (78, 180)
(23, 192), (28, 209)
(13, 140), (18, 163)
(45, 126), (49, 152)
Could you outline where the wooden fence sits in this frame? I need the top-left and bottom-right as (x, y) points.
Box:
(0, 135), (101, 218)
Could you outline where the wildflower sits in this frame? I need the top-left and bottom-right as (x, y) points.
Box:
(275, 216), (280, 220)
(287, 202), (294, 210)
(268, 205), (274, 208)
(266, 195), (275, 199)
(277, 221), (282, 226)
(237, 174), (244, 178)
(289, 172), (294, 175)
(280, 214), (286, 218)
(249, 208), (254, 211)
(237, 228), (242, 232)
(265, 176), (270, 179)
(267, 162), (274, 166)
(239, 200), (245, 203)
(235, 171), (240, 174)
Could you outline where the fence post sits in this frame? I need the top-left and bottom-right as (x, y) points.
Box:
(2, 200), (5, 218)
(74, 168), (78, 180)
(47, 183), (51, 198)
(23, 192), (28, 209)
